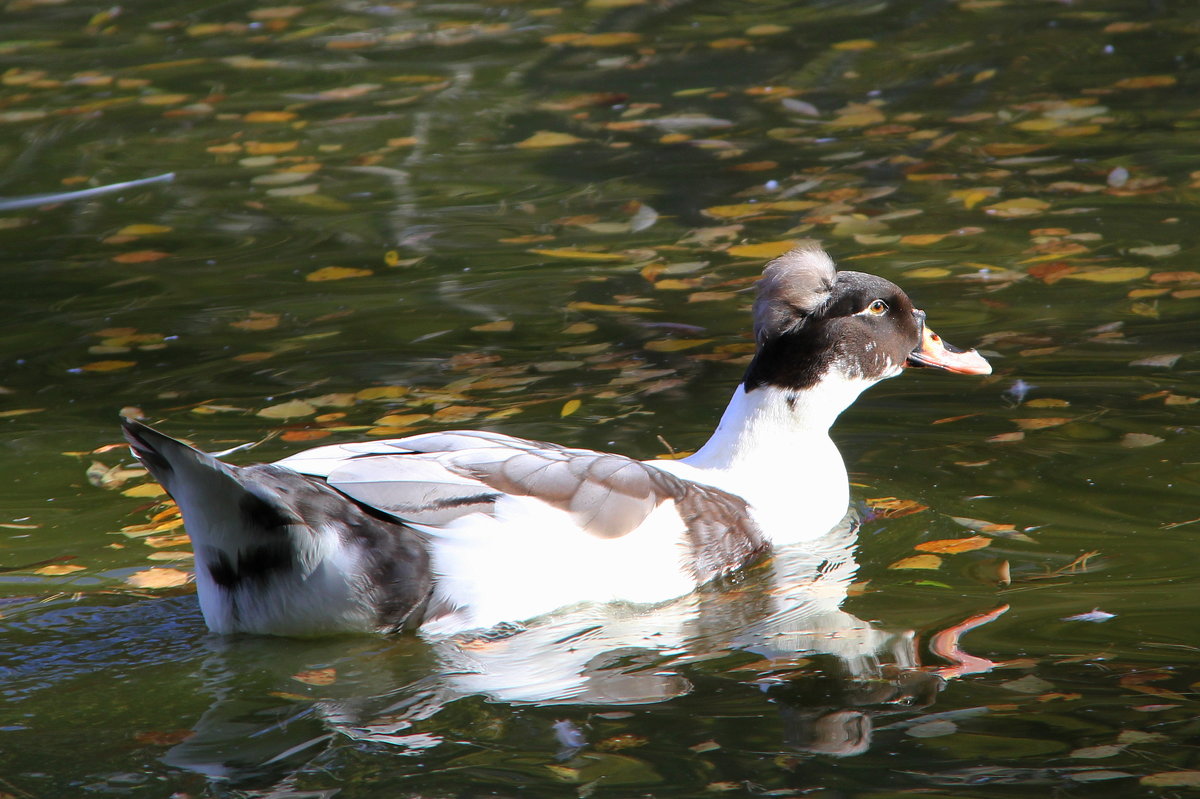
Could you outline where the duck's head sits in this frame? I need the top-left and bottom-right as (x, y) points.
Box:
(743, 244), (991, 395)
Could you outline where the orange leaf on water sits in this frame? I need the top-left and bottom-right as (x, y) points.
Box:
(915, 536), (992, 554)
(113, 250), (171, 264)
(888, 554), (942, 570)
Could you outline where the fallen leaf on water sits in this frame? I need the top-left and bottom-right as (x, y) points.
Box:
(530, 248), (625, 261)
(112, 249), (172, 264)
(644, 338), (712, 352)
(866, 497), (928, 518)
(906, 267), (951, 278)
(281, 430), (331, 443)
(560, 399), (581, 417)
(1070, 744), (1125, 759)
(431, 406), (490, 423)
(243, 110), (298, 123)
(1129, 353), (1181, 368)
(1025, 398), (1069, 408)
(122, 483), (166, 498)
(987, 431), (1025, 443)
(1112, 75), (1177, 90)
(515, 131), (585, 149)
(1130, 244), (1181, 258)
(258, 399), (316, 419)
(726, 240), (799, 259)
(118, 224), (172, 236)
(832, 38), (876, 50)
(126, 567), (191, 588)
(567, 301), (659, 314)
(1141, 772), (1200, 788)
(888, 554), (942, 570)
(1120, 433), (1163, 448)
(231, 311), (281, 331)
(1013, 417), (1072, 431)
(357, 386), (409, 400)
(915, 536), (991, 554)
(900, 233), (948, 246)
(305, 266), (372, 282)
(1060, 267), (1149, 283)
(35, 564), (85, 576)
(292, 668), (336, 685)
(983, 198), (1049, 217)
(949, 516), (1019, 534)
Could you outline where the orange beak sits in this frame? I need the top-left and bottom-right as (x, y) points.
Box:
(906, 319), (992, 375)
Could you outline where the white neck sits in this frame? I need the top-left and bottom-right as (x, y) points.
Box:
(652, 374), (876, 545)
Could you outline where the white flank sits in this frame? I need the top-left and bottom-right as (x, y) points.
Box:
(418, 498), (695, 637)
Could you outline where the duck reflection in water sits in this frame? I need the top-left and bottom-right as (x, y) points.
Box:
(161, 516), (1008, 785)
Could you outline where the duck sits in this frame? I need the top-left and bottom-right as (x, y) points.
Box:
(121, 244), (991, 638)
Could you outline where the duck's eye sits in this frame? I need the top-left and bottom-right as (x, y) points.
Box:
(867, 299), (889, 315)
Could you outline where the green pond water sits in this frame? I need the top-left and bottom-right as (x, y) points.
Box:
(2, 0), (1200, 795)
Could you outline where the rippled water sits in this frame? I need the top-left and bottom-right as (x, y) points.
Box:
(2, 0), (1199, 796)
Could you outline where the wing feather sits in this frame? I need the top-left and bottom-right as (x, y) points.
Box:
(282, 431), (767, 577)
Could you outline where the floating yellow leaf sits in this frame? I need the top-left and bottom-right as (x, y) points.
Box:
(888, 554), (943, 570)
(292, 667), (337, 685)
(118, 224), (172, 236)
(905, 267), (951, 278)
(305, 266), (372, 282)
(567, 301), (658, 314)
(1060, 267), (1149, 283)
(258, 399), (316, 419)
(373, 413), (429, 427)
(82, 360), (136, 372)
(243, 110), (298, 123)
(833, 38), (877, 50)
(515, 130), (586, 149)
(34, 564), (85, 576)
(983, 198), (1049, 217)
(900, 234), (948, 246)
(1014, 118), (1065, 132)
(1014, 417), (1073, 430)
(356, 386), (408, 400)
(726, 240), (798, 259)
(1112, 75), (1177, 90)
(645, 338), (713, 352)
(560, 399), (581, 417)
(829, 110), (886, 128)
(126, 567), (192, 588)
(147, 550), (193, 561)
(576, 32), (642, 46)
(950, 187), (1000, 209)
(431, 405), (490, 423)
(1025, 398), (1069, 408)
(530, 248), (624, 261)
(746, 24), (788, 36)
(915, 536), (991, 554)
(122, 482), (166, 498)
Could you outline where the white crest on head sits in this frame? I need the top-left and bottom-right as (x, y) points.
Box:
(753, 243), (837, 344)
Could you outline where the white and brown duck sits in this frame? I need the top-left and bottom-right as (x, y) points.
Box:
(122, 245), (990, 637)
